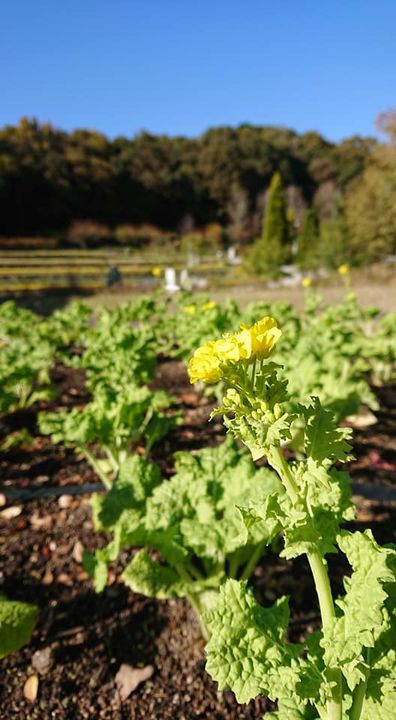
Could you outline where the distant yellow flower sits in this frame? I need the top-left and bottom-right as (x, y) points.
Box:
(152, 266), (162, 277)
(347, 291), (356, 301)
(302, 277), (312, 288)
(188, 316), (281, 384)
(338, 264), (350, 276)
(202, 301), (217, 311)
(184, 304), (196, 315)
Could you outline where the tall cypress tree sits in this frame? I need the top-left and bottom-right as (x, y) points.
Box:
(248, 172), (289, 274)
(297, 207), (320, 268)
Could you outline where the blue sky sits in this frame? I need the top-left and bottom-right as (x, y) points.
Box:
(1, 0), (395, 142)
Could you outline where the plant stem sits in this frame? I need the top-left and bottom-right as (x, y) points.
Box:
(240, 540), (266, 581)
(307, 553), (342, 720)
(268, 446), (342, 720)
(228, 555), (240, 579)
(175, 564), (210, 640)
(186, 592), (210, 641)
(350, 650), (370, 720)
(251, 360), (256, 388)
(103, 445), (120, 475)
(83, 447), (112, 489)
(267, 446), (299, 503)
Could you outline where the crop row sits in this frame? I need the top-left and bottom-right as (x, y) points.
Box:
(1, 285), (396, 718)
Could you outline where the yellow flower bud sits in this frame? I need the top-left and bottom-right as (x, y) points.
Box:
(151, 266), (162, 277)
(224, 388), (241, 406)
(302, 277), (312, 288)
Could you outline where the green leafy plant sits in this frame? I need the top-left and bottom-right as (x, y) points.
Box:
(84, 439), (280, 637)
(188, 317), (396, 720)
(0, 595), (38, 659)
(0, 340), (56, 413)
(39, 384), (178, 488)
(78, 314), (157, 391)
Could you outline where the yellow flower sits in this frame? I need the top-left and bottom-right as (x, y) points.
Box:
(151, 266), (162, 277)
(213, 335), (241, 362)
(338, 264), (350, 276)
(188, 316), (281, 384)
(188, 341), (223, 383)
(236, 317), (282, 361)
(347, 291), (356, 301)
(302, 277), (312, 288)
(202, 301), (217, 311)
(184, 304), (196, 315)
(188, 335), (239, 383)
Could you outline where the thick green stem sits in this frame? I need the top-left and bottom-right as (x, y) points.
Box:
(307, 553), (343, 720)
(267, 446), (299, 503)
(186, 592), (210, 641)
(268, 446), (342, 720)
(349, 679), (367, 720)
(103, 445), (120, 475)
(83, 447), (112, 490)
(240, 540), (267, 581)
(350, 650), (370, 720)
(228, 555), (240, 579)
(175, 564), (209, 640)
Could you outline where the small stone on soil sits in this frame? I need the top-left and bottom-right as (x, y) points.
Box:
(115, 663), (154, 701)
(0, 505), (22, 519)
(23, 674), (39, 702)
(32, 647), (53, 676)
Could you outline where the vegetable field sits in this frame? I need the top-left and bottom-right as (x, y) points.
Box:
(0, 288), (396, 719)
(0, 250), (228, 294)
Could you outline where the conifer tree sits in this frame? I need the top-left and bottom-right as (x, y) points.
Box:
(248, 172), (289, 274)
(297, 207), (320, 268)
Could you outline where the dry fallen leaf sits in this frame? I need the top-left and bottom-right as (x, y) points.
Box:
(115, 664), (154, 701)
(24, 674), (39, 702)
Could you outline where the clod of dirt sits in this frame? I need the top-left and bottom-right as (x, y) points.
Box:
(32, 647), (53, 676)
(115, 663), (154, 701)
(23, 674), (39, 702)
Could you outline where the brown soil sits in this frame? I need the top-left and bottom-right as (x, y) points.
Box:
(0, 362), (395, 719)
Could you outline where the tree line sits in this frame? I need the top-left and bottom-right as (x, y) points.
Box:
(0, 115), (395, 265)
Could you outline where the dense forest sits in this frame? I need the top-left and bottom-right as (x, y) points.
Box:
(0, 116), (395, 264)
